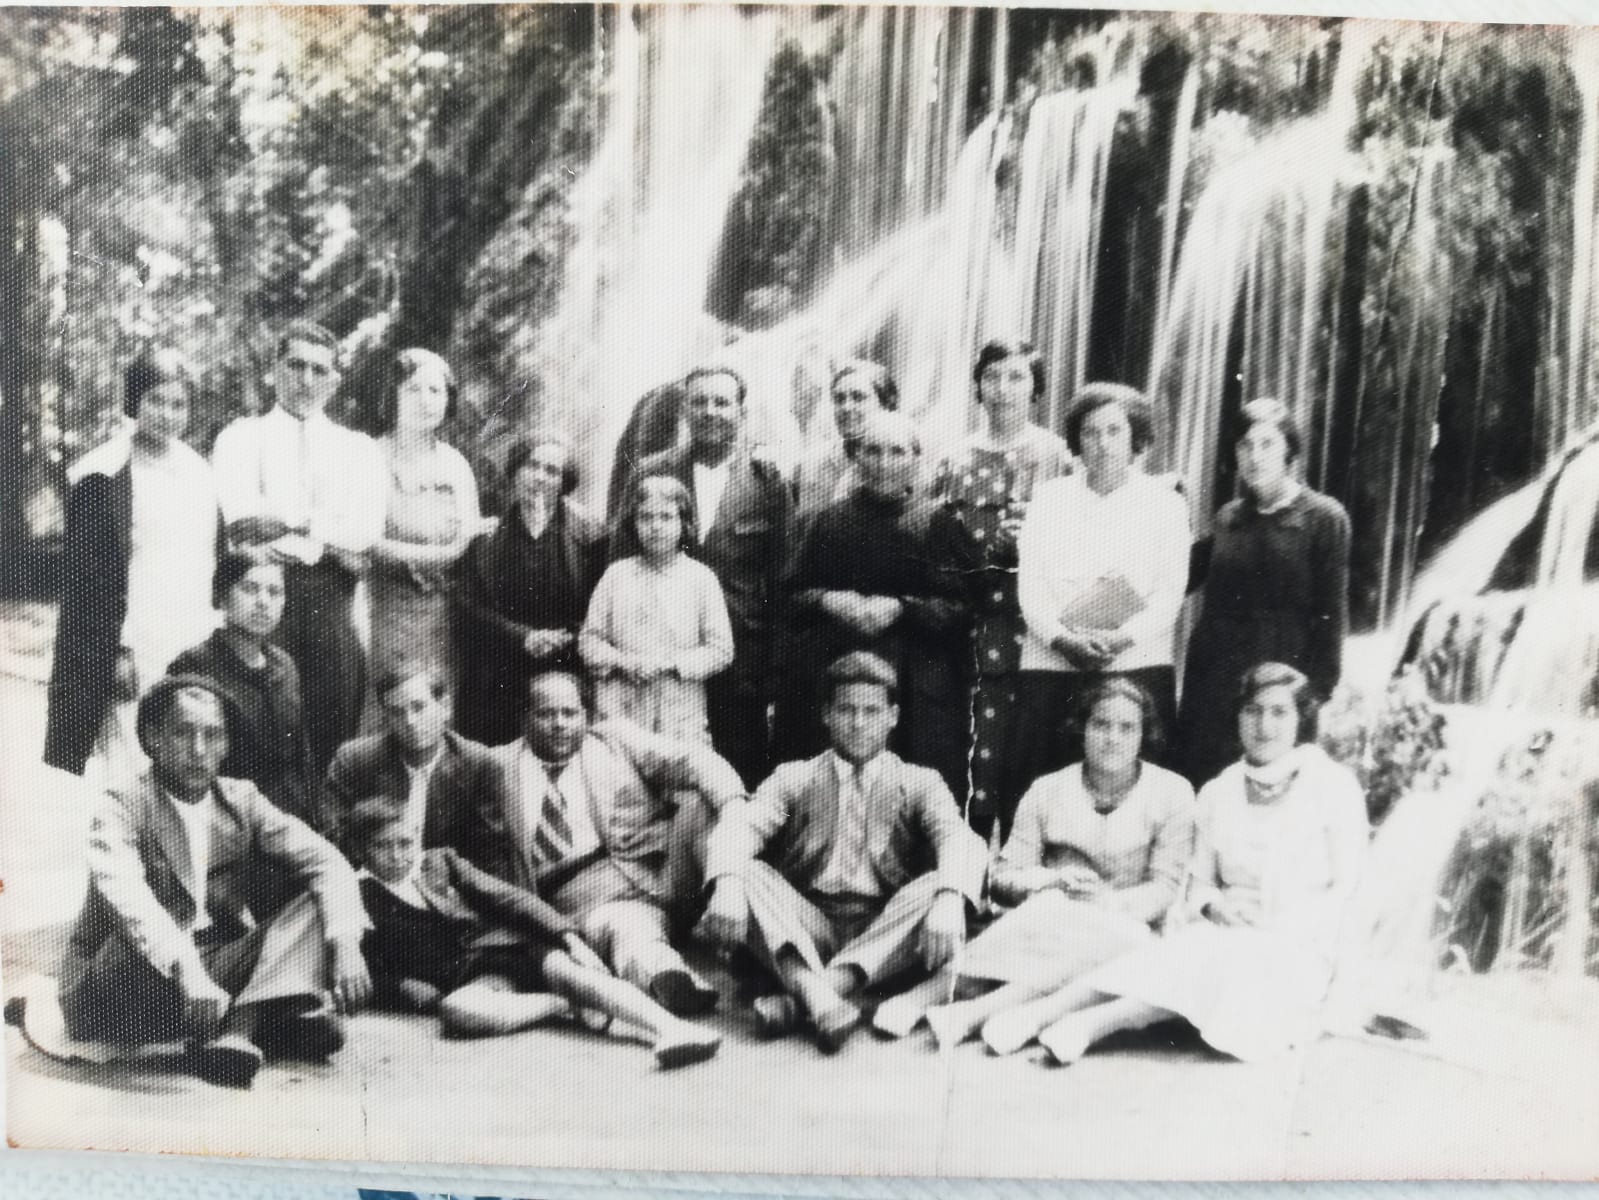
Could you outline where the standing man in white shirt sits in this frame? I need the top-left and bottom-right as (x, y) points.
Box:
(211, 320), (387, 772)
(48, 674), (370, 1088)
(610, 365), (792, 789)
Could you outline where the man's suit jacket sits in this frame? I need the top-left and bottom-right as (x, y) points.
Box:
(59, 771), (366, 1003)
(628, 442), (791, 685)
(324, 729), (499, 860)
(704, 750), (986, 904)
(477, 720), (742, 901)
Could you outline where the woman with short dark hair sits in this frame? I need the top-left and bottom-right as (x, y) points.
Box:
(168, 554), (322, 830)
(367, 347), (481, 701)
(452, 431), (605, 745)
(1011, 380), (1190, 817)
(1176, 397), (1351, 787)
(893, 677), (1194, 1048)
(44, 346), (221, 782)
(934, 338), (1072, 842)
(988, 662), (1367, 1065)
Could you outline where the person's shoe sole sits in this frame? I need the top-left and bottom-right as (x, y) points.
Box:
(812, 1003), (859, 1055)
(650, 970), (720, 1017)
(191, 1040), (262, 1088)
(751, 993), (799, 1038)
(258, 1013), (345, 1063)
(654, 1035), (722, 1070)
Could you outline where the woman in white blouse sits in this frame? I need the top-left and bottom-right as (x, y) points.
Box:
(580, 474), (734, 742)
(367, 348), (481, 697)
(996, 662), (1368, 1065)
(1012, 382), (1190, 794)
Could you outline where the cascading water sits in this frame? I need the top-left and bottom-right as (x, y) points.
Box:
(1144, 22), (1376, 532)
(541, 4), (785, 500)
(530, 10), (1599, 994)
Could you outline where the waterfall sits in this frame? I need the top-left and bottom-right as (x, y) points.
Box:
(997, 31), (1139, 430)
(1145, 23), (1375, 532)
(1561, 28), (1599, 454)
(543, 4), (783, 501)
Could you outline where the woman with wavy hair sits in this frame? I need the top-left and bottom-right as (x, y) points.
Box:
(367, 347), (481, 697)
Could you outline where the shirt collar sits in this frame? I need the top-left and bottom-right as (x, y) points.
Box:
(264, 403), (327, 430)
(522, 739), (575, 782)
(400, 740), (447, 780)
(1253, 479), (1304, 515)
(831, 750), (884, 793)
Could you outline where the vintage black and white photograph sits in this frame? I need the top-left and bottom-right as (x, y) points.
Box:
(0, 0), (1596, 1178)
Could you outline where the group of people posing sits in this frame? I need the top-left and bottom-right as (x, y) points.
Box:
(25, 321), (1367, 1089)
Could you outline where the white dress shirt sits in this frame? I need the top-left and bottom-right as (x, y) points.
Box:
(1017, 470), (1191, 673)
(165, 788), (216, 934)
(210, 405), (387, 562)
(516, 742), (602, 864)
(691, 459), (733, 537)
(400, 742), (446, 841)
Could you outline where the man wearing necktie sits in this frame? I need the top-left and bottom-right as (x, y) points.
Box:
(698, 651), (987, 1052)
(476, 670), (746, 1017)
(211, 320), (387, 772)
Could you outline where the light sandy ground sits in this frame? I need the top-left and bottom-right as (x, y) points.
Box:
(2, 601), (1596, 1178)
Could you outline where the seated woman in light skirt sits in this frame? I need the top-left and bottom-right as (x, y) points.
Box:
(991, 662), (1369, 1065)
(894, 678), (1195, 1047)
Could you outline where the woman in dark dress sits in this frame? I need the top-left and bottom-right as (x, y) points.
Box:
(774, 409), (972, 798)
(452, 432), (605, 746)
(168, 553), (323, 832)
(1177, 399), (1351, 787)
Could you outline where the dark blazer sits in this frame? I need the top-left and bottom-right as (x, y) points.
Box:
(627, 442), (791, 687)
(59, 772), (365, 1012)
(169, 631), (323, 834)
(325, 729), (499, 859)
(452, 499), (606, 746)
(704, 750), (986, 904)
(43, 467), (132, 776)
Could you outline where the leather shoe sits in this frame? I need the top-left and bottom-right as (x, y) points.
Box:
(190, 1034), (263, 1088)
(257, 1009), (345, 1063)
(751, 993), (799, 1038)
(650, 970), (719, 1017)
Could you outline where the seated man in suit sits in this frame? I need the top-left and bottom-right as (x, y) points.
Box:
(349, 798), (721, 1067)
(53, 674), (370, 1088)
(324, 662), (497, 860)
(697, 651), (987, 1052)
(476, 669), (745, 1016)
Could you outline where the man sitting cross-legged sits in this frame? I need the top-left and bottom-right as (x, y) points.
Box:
(47, 674), (371, 1088)
(697, 651), (987, 1052)
(476, 669), (745, 1017)
(349, 799), (720, 1068)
